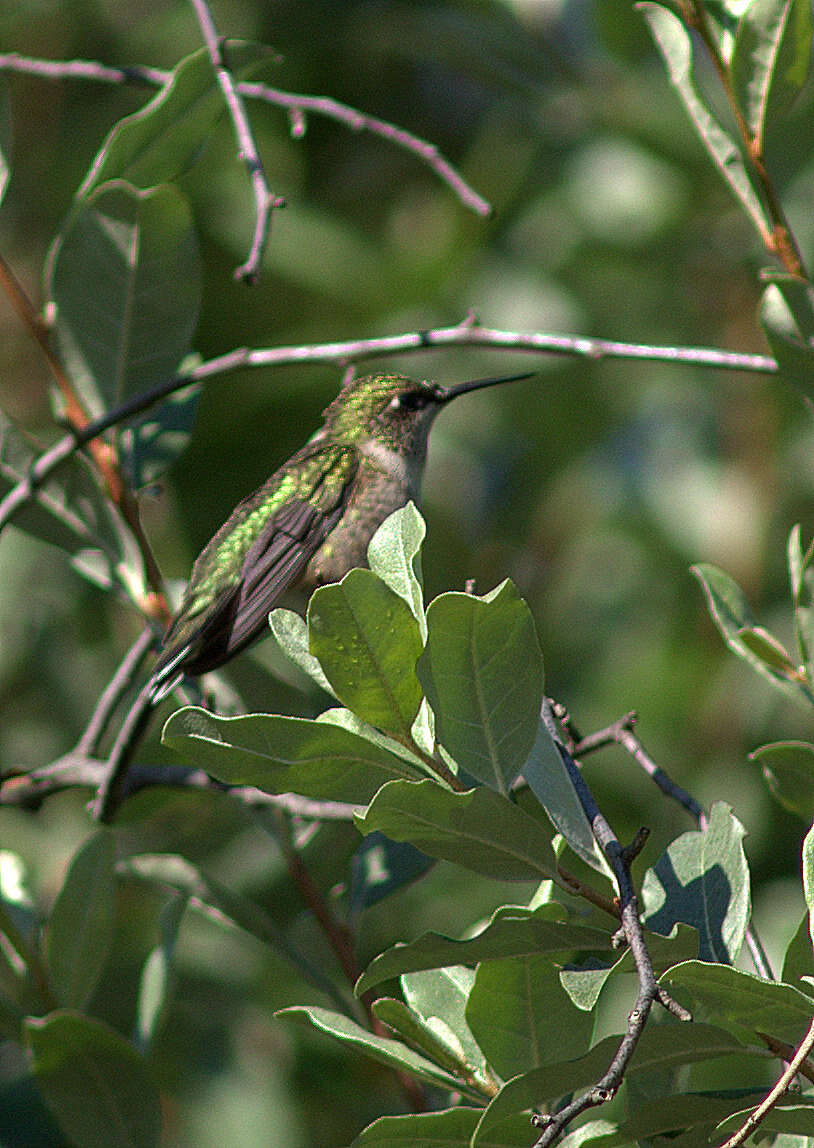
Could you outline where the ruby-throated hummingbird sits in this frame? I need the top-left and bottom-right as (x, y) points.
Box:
(150, 370), (532, 699)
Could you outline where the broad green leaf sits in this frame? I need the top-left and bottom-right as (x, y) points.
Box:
(269, 607), (335, 696)
(356, 903), (610, 995)
(25, 1010), (161, 1148)
(161, 706), (424, 804)
(731, 0), (812, 147)
(123, 854), (345, 1007)
(0, 414), (138, 587)
(350, 1108), (533, 1148)
(781, 912), (814, 987)
(789, 524), (814, 675)
(366, 501), (427, 636)
(356, 779), (559, 885)
(134, 893), (187, 1052)
(717, 1099), (814, 1138)
(560, 924), (699, 1012)
(471, 1023), (746, 1144)
(804, 821), (814, 947)
(77, 43), (276, 198)
(48, 181), (201, 419)
(737, 624), (800, 676)
(399, 967), (488, 1082)
(661, 959), (814, 1043)
(372, 998), (473, 1078)
(44, 832), (116, 1010)
(751, 740), (814, 820)
(119, 382), (201, 490)
(760, 280), (814, 402)
(620, 1090), (767, 1141)
(417, 583), (543, 793)
(308, 569), (424, 734)
(522, 719), (608, 875)
(692, 562), (814, 704)
(277, 1005), (478, 1098)
(642, 802), (750, 964)
(640, 4), (770, 238)
(316, 706), (428, 771)
(467, 954), (594, 1079)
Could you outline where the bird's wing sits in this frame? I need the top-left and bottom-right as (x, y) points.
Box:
(151, 446), (358, 690)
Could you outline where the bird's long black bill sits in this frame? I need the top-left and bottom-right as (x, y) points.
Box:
(436, 371), (535, 403)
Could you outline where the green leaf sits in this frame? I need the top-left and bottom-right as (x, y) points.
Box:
(717, 1099), (814, 1138)
(471, 1023), (747, 1144)
(161, 706), (425, 804)
(44, 832), (116, 1010)
(366, 501), (427, 637)
(760, 280), (814, 401)
(0, 85), (10, 208)
(751, 740), (814, 820)
(399, 967), (488, 1081)
(804, 821), (814, 948)
(77, 43), (276, 197)
(349, 834), (435, 912)
(789, 524), (814, 675)
(640, 3), (770, 238)
(737, 624), (800, 676)
(782, 913), (814, 989)
(661, 959), (814, 1043)
(0, 414), (140, 590)
(466, 954), (594, 1079)
(522, 719), (608, 875)
(124, 854), (346, 1008)
(619, 1090), (767, 1141)
(731, 0), (812, 147)
(25, 1010), (161, 1148)
(691, 562), (813, 704)
(48, 180), (201, 419)
(417, 583), (543, 793)
(277, 1005), (476, 1098)
(356, 779), (559, 885)
(642, 802), (750, 964)
(308, 568), (424, 735)
(134, 893), (187, 1052)
(372, 998), (472, 1078)
(350, 1108), (533, 1148)
(356, 903), (610, 996)
(119, 382), (201, 490)
(269, 607), (335, 696)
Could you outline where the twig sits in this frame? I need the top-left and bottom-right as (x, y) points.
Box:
(0, 321), (776, 541)
(77, 625), (156, 755)
(717, 1015), (814, 1147)
(90, 680), (157, 822)
(531, 701), (691, 1147)
(187, 3), (283, 282)
(0, 51), (490, 218)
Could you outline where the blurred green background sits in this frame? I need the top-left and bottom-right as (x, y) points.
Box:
(1, 1), (812, 1144)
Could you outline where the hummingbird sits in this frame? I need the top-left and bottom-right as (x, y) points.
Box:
(149, 370), (532, 700)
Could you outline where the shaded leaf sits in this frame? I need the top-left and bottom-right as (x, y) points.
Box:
(48, 181), (201, 419)
(277, 1005), (477, 1098)
(731, 0), (812, 147)
(751, 740), (814, 820)
(308, 569), (424, 734)
(417, 582), (543, 793)
(356, 779), (559, 886)
(25, 1010), (161, 1148)
(640, 4), (770, 237)
(662, 959), (814, 1043)
(349, 834), (435, 913)
(692, 562), (813, 704)
(789, 523), (814, 676)
(716, 1098), (814, 1138)
(467, 954), (594, 1079)
(522, 719), (607, 874)
(472, 1023), (746, 1143)
(45, 831), (116, 1010)
(350, 1107), (533, 1148)
(781, 912), (814, 987)
(77, 43), (277, 197)
(642, 802), (750, 964)
(119, 382), (201, 490)
(162, 706), (425, 804)
(760, 280), (814, 402)
(134, 893), (187, 1052)
(356, 902), (610, 995)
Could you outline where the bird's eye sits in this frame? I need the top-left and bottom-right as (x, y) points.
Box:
(390, 390), (430, 413)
